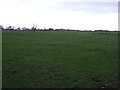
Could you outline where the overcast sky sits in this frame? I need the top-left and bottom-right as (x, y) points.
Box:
(0, 0), (119, 30)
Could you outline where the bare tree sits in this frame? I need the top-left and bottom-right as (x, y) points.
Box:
(32, 24), (37, 31)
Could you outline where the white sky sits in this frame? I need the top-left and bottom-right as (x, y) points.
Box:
(0, 0), (119, 30)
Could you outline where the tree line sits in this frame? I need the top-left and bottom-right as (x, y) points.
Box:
(0, 25), (118, 32)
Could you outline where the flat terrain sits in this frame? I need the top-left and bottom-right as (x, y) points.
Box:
(2, 31), (118, 88)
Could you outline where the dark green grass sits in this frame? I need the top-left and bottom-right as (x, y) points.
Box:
(2, 31), (118, 88)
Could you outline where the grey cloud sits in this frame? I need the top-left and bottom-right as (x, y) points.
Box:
(53, 2), (118, 14)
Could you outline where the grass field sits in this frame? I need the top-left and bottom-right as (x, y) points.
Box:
(2, 30), (118, 88)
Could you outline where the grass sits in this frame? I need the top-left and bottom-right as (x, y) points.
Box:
(2, 30), (118, 88)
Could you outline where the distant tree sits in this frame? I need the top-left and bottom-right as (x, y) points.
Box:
(48, 28), (54, 31)
(94, 30), (103, 32)
(16, 27), (21, 31)
(22, 27), (26, 31)
(22, 27), (29, 31)
(32, 24), (37, 31)
(7, 26), (14, 30)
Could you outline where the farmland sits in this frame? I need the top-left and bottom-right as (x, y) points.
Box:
(2, 30), (118, 88)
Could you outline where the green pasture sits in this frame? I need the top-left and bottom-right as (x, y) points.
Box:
(2, 31), (118, 88)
